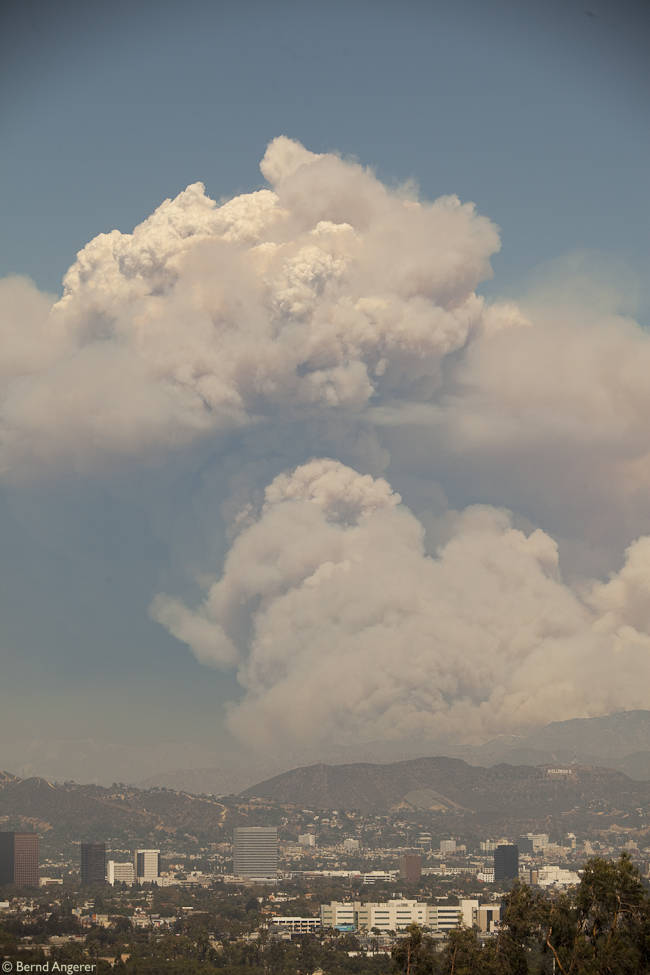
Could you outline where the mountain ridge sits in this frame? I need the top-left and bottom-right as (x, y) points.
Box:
(241, 754), (650, 819)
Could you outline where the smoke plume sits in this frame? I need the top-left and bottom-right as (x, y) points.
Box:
(4, 137), (650, 753)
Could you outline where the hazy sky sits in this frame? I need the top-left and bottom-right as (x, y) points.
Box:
(1, 0), (649, 788)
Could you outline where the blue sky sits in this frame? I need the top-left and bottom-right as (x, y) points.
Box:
(4, 0), (649, 302)
(1, 0), (649, 787)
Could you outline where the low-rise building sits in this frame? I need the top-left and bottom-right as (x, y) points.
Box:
(269, 916), (321, 933)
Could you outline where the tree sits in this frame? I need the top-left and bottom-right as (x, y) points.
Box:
(496, 881), (550, 974)
(392, 923), (439, 975)
(548, 853), (650, 975)
(441, 927), (500, 975)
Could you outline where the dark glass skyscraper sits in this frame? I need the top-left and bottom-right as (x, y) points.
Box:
(0, 832), (39, 887)
(494, 844), (519, 882)
(81, 842), (106, 884)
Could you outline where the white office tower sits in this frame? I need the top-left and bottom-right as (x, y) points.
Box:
(107, 860), (135, 886)
(233, 827), (278, 879)
(134, 849), (160, 883)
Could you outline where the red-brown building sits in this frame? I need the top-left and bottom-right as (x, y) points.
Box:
(0, 832), (39, 887)
(399, 853), (422, 883)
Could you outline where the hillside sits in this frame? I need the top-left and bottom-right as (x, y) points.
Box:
(0, 772), (280, 856)
(243, 756), (650, 823)
(453, 710), (650, 778)
(140, 711), (650, 795)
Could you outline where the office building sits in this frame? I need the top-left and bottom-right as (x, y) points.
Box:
(320, 901), (358, 930)
(320, 898), (477, 933)
(440, 838), (457, 854)
(399, 853), (422, 883)
(107, 860), (135, 886)
(298, 833), (316, 848)
(494, 844), (519, 882)
(478, 903), (502, 933)
(233, 827), (278, 879)
(80, 843), (106, 885)
(134, 849), (160, 883)
(0, 832), (39, 887)
(342, 838), (360, 853)
(360, 898), (429, 931)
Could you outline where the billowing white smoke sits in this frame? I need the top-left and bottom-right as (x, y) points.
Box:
(0, 137), (501, 476)
(151, 459), (650, 750)
(4, 137), (650, 752)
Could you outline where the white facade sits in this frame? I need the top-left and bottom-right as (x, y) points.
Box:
(360, 899), (428, 931)
(362, 870), (397, 884)
(537, 866), (580, 888)
(320, 901), (357, 929)
(439, 839), (457, 854)
(107, 860), (135, 886)
(430, 904), (462, 931)
(298, 834), (316, 848)
(321, 897), (482, 933)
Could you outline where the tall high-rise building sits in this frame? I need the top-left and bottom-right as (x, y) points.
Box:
(134, 849), (160, 883)
(0, 832), (39, 887)
(233, 827), (278, 878)
(80, 843), (106, 884)
(399, 853), (422, 883)
(494, 844), (519, 882)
